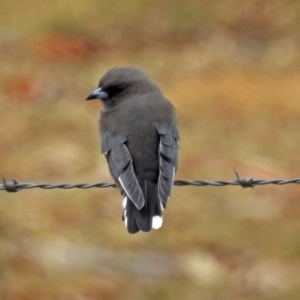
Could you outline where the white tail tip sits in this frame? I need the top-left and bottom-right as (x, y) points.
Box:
(122, 196), (128, 208)
(152, 216), (163, 229)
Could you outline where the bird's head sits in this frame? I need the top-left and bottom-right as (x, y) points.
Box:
(86, 67), (159, 109)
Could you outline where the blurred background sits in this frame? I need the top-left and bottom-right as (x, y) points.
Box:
(1, 0), (300, 299)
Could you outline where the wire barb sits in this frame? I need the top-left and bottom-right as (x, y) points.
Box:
(2, 175), (20, 192)
(234, 169), (254, 188)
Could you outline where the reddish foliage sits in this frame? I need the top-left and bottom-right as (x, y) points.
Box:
(4, 76), (39, 102)
(33, 34), (98, 60)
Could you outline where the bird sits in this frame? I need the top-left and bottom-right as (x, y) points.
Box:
(86, 66), (179, 234)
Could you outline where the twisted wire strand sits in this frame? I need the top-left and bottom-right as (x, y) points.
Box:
(1, 171), (300, 193)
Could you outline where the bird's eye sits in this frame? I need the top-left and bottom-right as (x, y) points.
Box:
(106, 85), (125, 97)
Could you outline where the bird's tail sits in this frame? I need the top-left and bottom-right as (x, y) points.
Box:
(122, 181), (163, 234)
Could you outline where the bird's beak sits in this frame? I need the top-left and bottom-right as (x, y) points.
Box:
(86, 87), (109, 100)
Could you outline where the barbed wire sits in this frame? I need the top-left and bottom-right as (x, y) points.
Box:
(1, 170), (300, 193)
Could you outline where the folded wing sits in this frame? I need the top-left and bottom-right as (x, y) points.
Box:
(157, 123), (179, 208)
(102, 132), (145, 210)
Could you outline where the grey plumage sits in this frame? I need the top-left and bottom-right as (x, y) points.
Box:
(86, 67), (179, 234)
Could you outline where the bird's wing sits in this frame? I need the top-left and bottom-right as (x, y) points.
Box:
(157, 123), (179, 207)
(101, 132), (145, 210)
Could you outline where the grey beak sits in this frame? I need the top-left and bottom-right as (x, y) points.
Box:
(86, 87), (109, 100)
